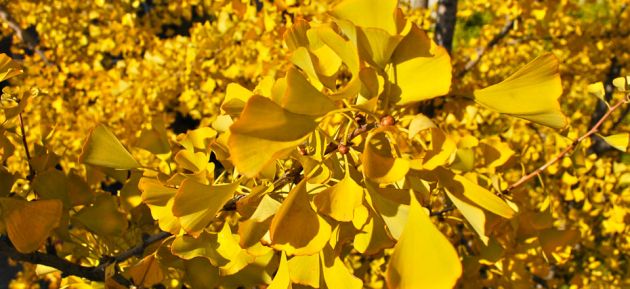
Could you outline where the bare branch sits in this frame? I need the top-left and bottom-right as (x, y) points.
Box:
(505, 98), (628, 193)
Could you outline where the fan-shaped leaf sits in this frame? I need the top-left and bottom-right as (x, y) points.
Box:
(80, 124), (140, 170)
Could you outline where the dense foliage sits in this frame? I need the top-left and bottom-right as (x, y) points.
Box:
(0, 0), (628, 288)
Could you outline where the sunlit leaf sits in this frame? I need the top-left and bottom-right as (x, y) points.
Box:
(0, 54), (23, 82)
(587, 82), (606, 103)
(385, 195), (461, 289)
(229, 95), (318, 177)
(362, 127), (410, 184)
(320, 245), (363, 289)
(172, 179), (239, 236)
(602, 133), (629, 152)
(268, 252), (291, 289)
(313, 170), (363, 222)
(269, 179), (331, 256)
(0, 198), (62, 253)
(288, 253), (320, 287)
(80, 124), (140, 170)
(137, 117), (170, 155)
(330, 0), (398, 35)
(473, 53), (567, 129)
(612, 76), (630, 91)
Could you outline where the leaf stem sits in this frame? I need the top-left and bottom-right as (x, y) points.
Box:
(505, 97), (628, 193)
(18, 113), (34, 179)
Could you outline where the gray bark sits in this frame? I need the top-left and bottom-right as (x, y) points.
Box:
(434, 0), (458, 54)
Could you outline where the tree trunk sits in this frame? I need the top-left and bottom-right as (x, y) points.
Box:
(434, 0), (458, 54)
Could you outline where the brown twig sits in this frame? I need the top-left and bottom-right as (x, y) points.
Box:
(457, 17), (516, 78)
(18, 113), (34, 179)
(505, 98), (628, 193)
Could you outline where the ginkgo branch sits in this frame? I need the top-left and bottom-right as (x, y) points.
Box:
(505, 97), (628, 193)
(0, 232), (171, 282)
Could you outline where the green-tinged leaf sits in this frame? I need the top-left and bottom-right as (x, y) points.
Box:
(612, 76), (630, 91)
(73, 194), (128, 236)
(313, 170), (363, 222)
(0, 54), (22, 82)
(268, 252), (291, 289)
(386, 195), (462, 289)
(473, 53), (567, 129)
(330, 0), (398, 35)
(31, 169), (70, 208)
(172, 179), (240, 237)
(0, 198), (62, 253)
(602, 133), (629, 152)
(229, 95), (317, 177)
(80, 124), (140, 170)
(587, 82), (606, 102)
(269, 179), (331, 256)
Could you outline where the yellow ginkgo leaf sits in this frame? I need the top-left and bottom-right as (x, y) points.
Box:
(587, 82), (606, 102)
(0, 54), (23, 82)
(287, 253), (320, 287)
(171, 232), (225, 264)
(408, 113), (436, 139)
(473, 53), (567, 129)
(390, 25), (451, 105)
(229, 95), (318, 177)
(178, 127), (217, 152)
(32, 169), (71, 208)
(385, 195), (462, 289)
(238, 194), (281, 248)
(320, 245), (363, 289)
(444, 190), (490, 245)
(602, 133), (629, 152)
(353, 203), (395, 254)
(313, 170), (363, 222)
(174, 150), (209, 173)
(136, 117), (170, 155)
(356, 27), (403, 69)
(80, 124), (140, 170)
(183, 257), (220, 289)
(362, 127), (410, 184)
(0, 198), (63, 253)
(365, 183), (410, 240)
(269, 179), (331, 256)
(420, 128), (457, 170)
(222, 83), (254, 116)
(437, 169), (515, 219)
(268, 252), (291, 289)
(73, 195), (128, 236)
(612, 76), (630, 91)
(172, 179), (240, 237)
(126, 254), (164, 288)
(330, 0), (398, 35)
(276, 67), (336, 116)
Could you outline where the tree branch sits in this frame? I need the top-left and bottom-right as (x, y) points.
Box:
(457, 17), (516, 78)
(505, 98), (628, 193)
(0, 231), (171, 282)
(0, 5), (49, 65)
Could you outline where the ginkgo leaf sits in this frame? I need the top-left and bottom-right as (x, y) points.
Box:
(385, 195), (462, 289)
(362, 127), (410, 184)
(602, 133), (629, 152)
(420, 128), (457, 170)
(473, 53), (567, 129)
(80, 124), (140, 170)
(126, 254), (164, 288)
(353, 204), (395, 254)
(172, 179), (240, 237)
(444, 190), (490, 245)
(73, 195), (128, 236)
(287, 253), (320, 287)
(178, 127), (217, 152)
(408, 113), (436, 139)
(215, 222), (257, 275)
(276, 67), (336, 116)
(365, 183), (410, 240)
(437, 169), (515, 219)
(0, 54), (23, 82)
(356, 27), (403, 69)
(239, 194), (281, 248)
(390, 25), (451, 105)
(320, 245), (363, 289)
(268, 252), (291, 289)
(587, 82), (606, 102)
(0, 198), (62, 253)
(269, 179), (331, 256)
(174, 150), (209, 173)
(313, 170), (363, 222)
(612, 76), (630, 91)
(229, 95), (318, 177)
(222, 83), (254, 116)
(171, 232), (225, 265)
(32, 169), (71, 208)
(184, 257), (221, 289)
(137, 117), (170, 155)
(330, 0), (398, 35)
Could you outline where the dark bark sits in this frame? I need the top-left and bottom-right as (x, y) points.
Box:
(434, 0), (458, 54)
